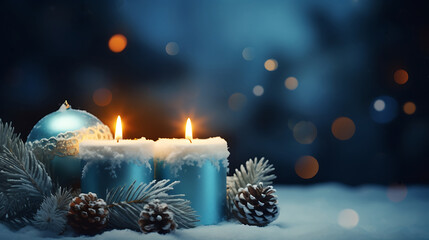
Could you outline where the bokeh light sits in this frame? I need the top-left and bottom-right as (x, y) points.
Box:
(331, 117), (356, 140)
(338, 209), (359, 229)
(394, 69), (408, 85)
(264, 59), (278, 71)
(293, 121), (317, 144)
(242, 47), (254, 61)
(370, 96), (398, 123)
(108, 34), (127, 53)
(387, 184), (407, 202)
(93, 88), (112, 107)
(228, 93), (247, 111)
(253, 85), (264, 96)
(285, 77), (298, 90)
(166, 42), (180, 56)
(295, 156), (319, 179)
(403, 101), (416, 115)
(374, 99), (385, 112)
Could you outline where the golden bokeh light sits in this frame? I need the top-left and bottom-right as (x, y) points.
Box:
(166, 42), (180, 56)
(394, 69), (408, 85)
(93, 88), (112, 107)
(403, 101), (416, 115)
(331, 117), (356, 141)
(293, 121), (317, 144)
(264, 59), (278, 71)
(285, 77), (298, 90)
(387, 184), (407, 202)
(228, 93), (247, 111)
(108, 34), (127, 53)
(295, 156), (319, 179)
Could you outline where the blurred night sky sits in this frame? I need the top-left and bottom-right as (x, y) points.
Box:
(1, 0), (428, 185)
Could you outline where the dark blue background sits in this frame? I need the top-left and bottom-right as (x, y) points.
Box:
(0, 0), (428, 185)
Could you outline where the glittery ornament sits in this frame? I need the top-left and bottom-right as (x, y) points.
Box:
(27, 101), (112, 188)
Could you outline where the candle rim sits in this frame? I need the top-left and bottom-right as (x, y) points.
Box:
(79, 138), (154, 146)
(156, 136), (226, 144)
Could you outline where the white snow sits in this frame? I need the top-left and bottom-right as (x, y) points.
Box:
(162, 222), (171, 230)
(154, 137), (229, 175)
(79, 138), (154, 178)
(1, 183), (429, 240)
(79, 138), (154, 164)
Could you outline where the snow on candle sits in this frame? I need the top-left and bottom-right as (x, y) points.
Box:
(80, 115), (155, 199)
(155, 118), (230, 225)
(155, 137), (229, 175)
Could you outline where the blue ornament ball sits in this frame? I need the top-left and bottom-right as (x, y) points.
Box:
(27, 101), (113, 188)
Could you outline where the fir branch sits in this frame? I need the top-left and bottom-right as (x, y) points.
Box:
(226, 157), (276, 216)
(0, 119), (21, 156)
(32, 187), (72, 234)
(1, 216), (32, 230)
(0, 142), (52, 198)
(0, 119), (21, 194)
(106, 180), (198, 231)
(0, 120), (53, 224)
(0, 192), (7, 218)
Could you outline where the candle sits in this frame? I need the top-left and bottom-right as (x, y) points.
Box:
(80, 116), (154, 199)
(155, 118), (230, 225)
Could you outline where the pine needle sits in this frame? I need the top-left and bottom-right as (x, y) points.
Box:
(106, 180), (198, 230)
(0, 119), (53, 223)
(226, 157), (276, 216)
(32, 187), (72, 234)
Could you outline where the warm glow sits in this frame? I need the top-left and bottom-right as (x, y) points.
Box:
(115, 115), (123, 141)
(109, 34), (127, 53)
(264, 59), (278, 71)
(403, 101), (416, 115)
(285, 77), (298, 90)
(331, 117), (356, 141)
(295, 156), (319, 179)
(394, 69), (408, 85)
(93, 88), (112, 107)
(185, 118), (193, 142)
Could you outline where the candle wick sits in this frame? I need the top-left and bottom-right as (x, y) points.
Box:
(64, 100), (70, 109)
(187, 138), (192, 143)
(117, 139), (119, 143)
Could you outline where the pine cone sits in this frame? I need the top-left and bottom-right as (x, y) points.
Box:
(232, 182), (279, 226)
(67, 192), (109, 235)
(138, 199), (177, 234)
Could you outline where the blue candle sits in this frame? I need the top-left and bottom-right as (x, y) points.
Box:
(79, 116), (155, 199)
(155, 119), (230, 225)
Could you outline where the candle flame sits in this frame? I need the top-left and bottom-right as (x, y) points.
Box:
(185, 118), (192, 143)
(115, 115), (122, 142)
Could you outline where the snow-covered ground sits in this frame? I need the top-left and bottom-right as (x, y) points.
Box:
(1, 183), (428, 240)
